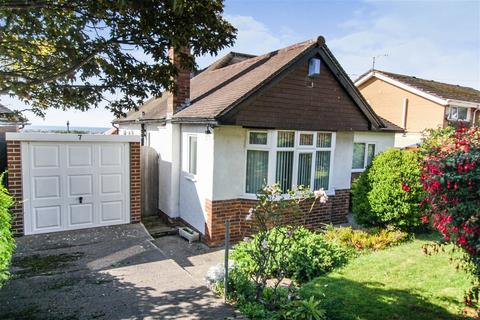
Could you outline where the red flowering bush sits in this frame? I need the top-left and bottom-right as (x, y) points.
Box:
(420, 127), (480, 304)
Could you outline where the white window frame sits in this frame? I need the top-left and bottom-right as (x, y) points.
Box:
(352, 142), (376, 172)
(244, 130), (336, 198)
(186, 134), (198, 177)
(447, 105), (470, 122)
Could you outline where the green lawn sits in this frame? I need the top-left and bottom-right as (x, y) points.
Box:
(301, 235), (473, 320)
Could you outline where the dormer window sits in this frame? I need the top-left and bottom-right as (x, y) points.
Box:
(447, 106), (469, 121)
(308, 58), (321, 77)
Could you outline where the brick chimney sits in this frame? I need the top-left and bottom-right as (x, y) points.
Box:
(167, 47), (191, 117)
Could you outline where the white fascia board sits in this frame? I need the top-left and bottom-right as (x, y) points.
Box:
(355, 71), (449, 106)
(6, 132), (141, 142)
(446, 99), (480, 109)
(354, 71), (375, 87)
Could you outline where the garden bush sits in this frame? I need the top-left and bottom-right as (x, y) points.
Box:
(351, 148), (425, 231)
(216, 184), (331, 319)
(232, 226), (351, 284)
(322, 225), (409, 251)
(216, 268), (326, 320)
(420, 126), (480, 305)
(0, 174), (14, 287)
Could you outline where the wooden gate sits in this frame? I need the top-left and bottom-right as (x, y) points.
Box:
(141, 146), (159, 217)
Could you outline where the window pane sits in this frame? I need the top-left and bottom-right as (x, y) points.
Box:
(299, 133), (314, 146)
(352, 143), (366, 169)
(450, 107), (458, 120)
(317, 133), (332, 148)
(189, 136), (197, 175)
(276, 151), (294, 191)
(366, 144), (375, 166)
(314, 151), (330, 190)
(249, 132), (268, 145)
(458, 107), (468, 120)
(277, 131), (294, 148)
(246, 150), (269, 194)
(297, 153), (312, 187)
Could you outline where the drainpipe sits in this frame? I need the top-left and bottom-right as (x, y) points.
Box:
(473, 106), (480, 127)
(401, 98), (408, 136)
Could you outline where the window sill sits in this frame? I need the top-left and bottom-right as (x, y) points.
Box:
(447, 118), (469, 122)
(185, 174), (197, 182)
(241, 189), (336, 200)
(351, 168), (365, 173)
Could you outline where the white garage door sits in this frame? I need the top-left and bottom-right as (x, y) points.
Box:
(22, 141), (130, 235)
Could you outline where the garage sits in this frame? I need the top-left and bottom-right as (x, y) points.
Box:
(6, 133), (141, 235)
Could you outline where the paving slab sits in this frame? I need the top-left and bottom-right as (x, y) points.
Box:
(152, 235), (226, 282)
(0, 224), (238, 320)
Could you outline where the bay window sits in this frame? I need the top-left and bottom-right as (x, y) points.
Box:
(245, 130), (335, 194)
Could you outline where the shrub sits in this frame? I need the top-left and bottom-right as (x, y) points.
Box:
(351, 148), (425, 231)
(322, 225), (409, 251)
(0, 173), (14, 287)
(219, 184), (332, 319)
(420, 126), (480, 305)
(232, 227), (350, 284)
(216, 268), (326, 320)
(235, 184), (328, 305)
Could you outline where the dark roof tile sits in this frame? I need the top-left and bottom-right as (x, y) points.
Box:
(375, 70), (480, 104)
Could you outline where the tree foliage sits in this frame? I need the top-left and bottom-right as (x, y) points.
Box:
(0, 0), (236, 117)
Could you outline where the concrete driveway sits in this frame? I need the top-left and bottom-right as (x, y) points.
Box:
(0, 224), (237, 320)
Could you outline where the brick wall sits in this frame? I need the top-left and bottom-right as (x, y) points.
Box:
(6, 141), (23, 236)
(130, 142), (141, 223)
(204, 189), (350, 246)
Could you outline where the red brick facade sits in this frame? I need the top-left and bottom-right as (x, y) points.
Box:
(130, 142), (141, 223)
(204, 189), (350, 246)
(6, 141), (23, 236)
(6, 140), (142, 235)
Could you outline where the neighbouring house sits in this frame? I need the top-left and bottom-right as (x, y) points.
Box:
(0, 103), (27, 172)
(355, 70), (480, 148)
(115, 37), (401, 245)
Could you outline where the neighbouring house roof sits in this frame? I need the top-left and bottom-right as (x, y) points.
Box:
(0, 103), (27, 124)
(115, 37), (395, 131)
(355, 70), (480, 106)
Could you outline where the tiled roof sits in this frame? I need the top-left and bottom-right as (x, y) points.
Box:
(364, 70), (480, 104)
(377, 116), (403, 132)
(116, 39), (317, 123)
(0, 103), (13, 114)
(175, 39), (317, 119)
(116, 38), (391, 131)
(116, 95), (168, 123)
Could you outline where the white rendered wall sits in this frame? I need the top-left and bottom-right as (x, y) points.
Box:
(212, 126), (246, 201)
(178, 125), (214, 233)
(331, 132), (354, 190)
(394, 132), (424, 148)
(353, 131), (396, 155)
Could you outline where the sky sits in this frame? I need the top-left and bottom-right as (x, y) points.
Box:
(2, 0), (479, 128)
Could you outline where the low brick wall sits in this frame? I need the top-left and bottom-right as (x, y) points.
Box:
(6, 141), (23, 236)
(204, 189), (350, 246)
(130, 142), (141, 223)
(6, 139), (142, 236)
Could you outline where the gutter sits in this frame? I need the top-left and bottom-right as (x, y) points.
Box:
(171, 117), (218, 125)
